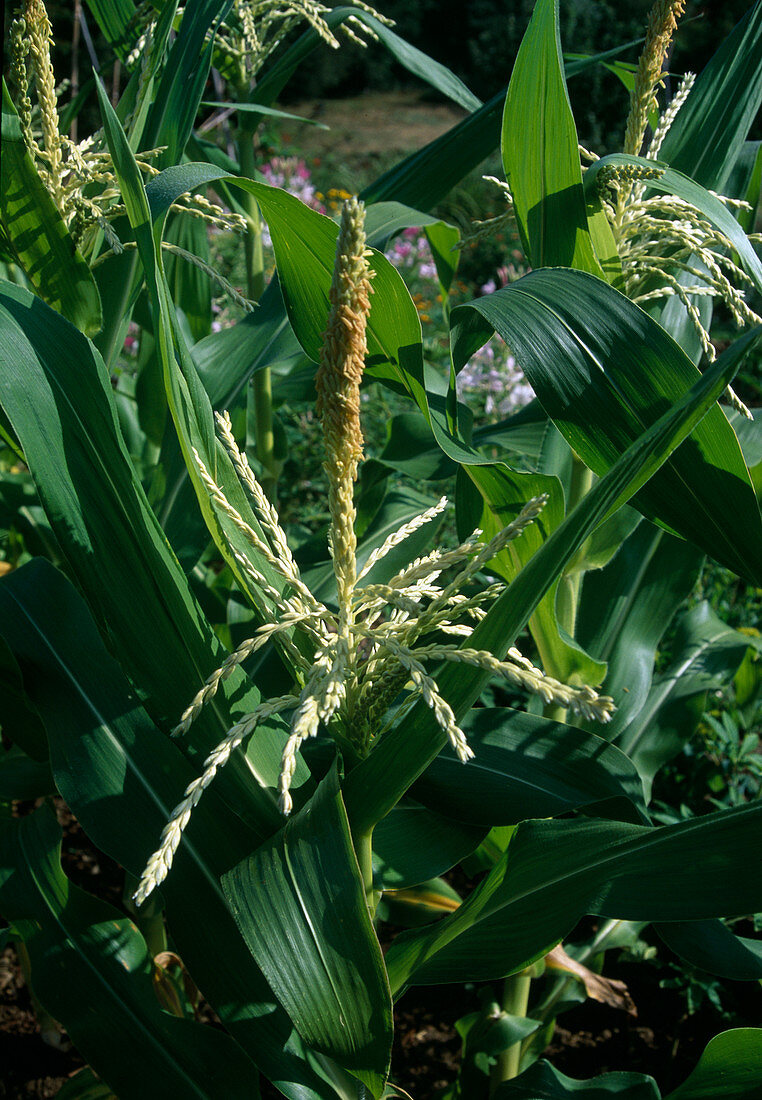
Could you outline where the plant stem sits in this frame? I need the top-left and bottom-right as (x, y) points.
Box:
(542, 453), (594, 724)
(236, 111), (277, 502)
(353, 827), (380, 919)
(490, 968), (533, 1092)
(558, 454), (594, 637)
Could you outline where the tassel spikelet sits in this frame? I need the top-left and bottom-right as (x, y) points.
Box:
(7, 0), (246, 258)
(133, 203), (616, 906)
(216, 0), (394, 77)
(623, 0), (686, 158)
(601, 5), (758, 414)
(316, 194), (373, 641)
(25, 0), (64, 204)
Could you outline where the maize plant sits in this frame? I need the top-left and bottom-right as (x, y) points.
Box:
(2, 1), (762, 1097)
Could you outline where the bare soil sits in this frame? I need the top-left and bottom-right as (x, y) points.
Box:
(282, 90), (467, 156)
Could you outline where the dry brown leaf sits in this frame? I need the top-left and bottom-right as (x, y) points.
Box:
(545, 944), (637, 1016)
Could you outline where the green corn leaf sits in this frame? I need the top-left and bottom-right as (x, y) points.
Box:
(202, 100), (330, 128)
(665, 1028), (762, 1100)
(0, 558), (338, 1100)
(614, 601), (753, 796)
(83, 0), (136, 60)
(501, 0), (613, 277)
(494, 1060), (660, 1099)
(372, 806), (486, 891)
(576, 522), (704, 741)
(451, 271), (762, 584)
(656, 920), (762, 982)
(222, 765), (393, 1098)
(0, 804), (263, 1099)
(144, 0), (233, 165)
(0, 272), (300, 840)
(0, 83), (102, 336)
(385, 803), (762, 991)
(164, 211), (213, 342)
(0, 633), (48, 760)
(410, 707), (647, 828)
(96, 78), (309, 669)
(0, 743), (55, 801)
(360, 40), (641, 212)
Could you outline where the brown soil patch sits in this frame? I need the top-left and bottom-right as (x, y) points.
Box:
(281, 90), (468, 159)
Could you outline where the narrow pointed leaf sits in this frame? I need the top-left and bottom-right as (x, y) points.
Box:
(0, 559), (335, 1100)
(0, 278), (295, 838)
(0, 805), (261, 1099)
(501, 0), (609, 276)
(251, 8), (480, 115)
(615, 602), (752, 793)
(576, 522), (704, 739)
(656, 920), (762, 981)
(385, 804), (762, 990)
(495, 1060), (660, 1098)
(411, 707), (646, 827)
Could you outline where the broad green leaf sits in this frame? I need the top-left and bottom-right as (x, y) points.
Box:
(0, 559), (335, 1100)
(377, 411), (456, 481)
(0, 805), (260, 1099)
(495, 1060), (660, 1099)
(658, 2), (762, 191)
(0, 83), (102, 336)
(0, 277), (293, 840)
(342, 336), (753, 835)
(501, 0), (608, 277)
(411, 707), (646, 827)
(0, 633), (48, 760)
(144, 0), (233, 165)
(360, 41), (641, 212)
(451, 271), (762, 584)
(222, 766), (393, 1097)
(576, 522), (704, 740)
(656, 920), (762, 981)
(615, 602), (752, 795)
(665, 1028), (762, 1100)
(96, 80), (306, 668)
(0, 743), (54, 800)
(372, 806), (486, 891)
(138, 160), (527, 475)
(385, 803), (762, 991)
